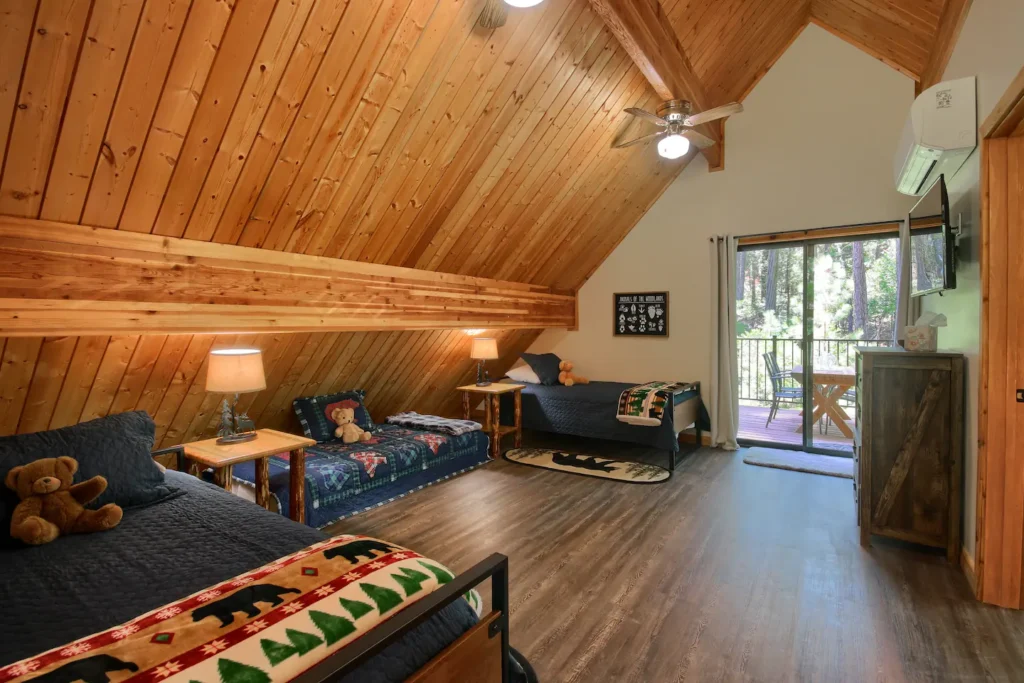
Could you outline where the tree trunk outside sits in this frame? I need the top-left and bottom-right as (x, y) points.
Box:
(736, 251), (745, 300)
(914, 245), (931, 293)
(853, 241), (868, 338)
(765, 250), (777, 312)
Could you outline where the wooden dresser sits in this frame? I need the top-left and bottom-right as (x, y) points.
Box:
(854, 348), (964, 561)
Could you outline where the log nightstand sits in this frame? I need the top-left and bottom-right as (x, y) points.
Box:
(183, 428), (316, 524)
(457, 383), (525, 459)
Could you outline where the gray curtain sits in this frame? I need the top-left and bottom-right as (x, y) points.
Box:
(709, 236), (739, 450)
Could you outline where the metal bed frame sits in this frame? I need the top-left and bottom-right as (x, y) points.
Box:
(152, 446), (512, 683)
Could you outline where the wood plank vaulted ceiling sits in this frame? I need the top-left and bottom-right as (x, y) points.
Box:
(0, 0), (966, 445)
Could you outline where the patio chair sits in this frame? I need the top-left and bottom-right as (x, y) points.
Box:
(763, 352), (802, 428)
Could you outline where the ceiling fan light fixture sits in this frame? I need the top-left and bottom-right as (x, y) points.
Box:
(657, 134), (690, 160)
(503, 0), (544, 6)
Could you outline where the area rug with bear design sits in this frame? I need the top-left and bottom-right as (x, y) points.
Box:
(0, 535), (478, 683)
(503, 448), (670, 483)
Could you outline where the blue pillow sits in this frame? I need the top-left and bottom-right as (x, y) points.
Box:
(0, 411), (181, 542)
(520, 352), (562, 386)
(293, 390), (375, 443)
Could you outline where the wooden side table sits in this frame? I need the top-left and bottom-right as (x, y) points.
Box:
(183, 428), (316, 524)
(457, 383), (525, 459)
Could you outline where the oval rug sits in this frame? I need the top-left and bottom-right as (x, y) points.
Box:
(503, 448), (670, 484)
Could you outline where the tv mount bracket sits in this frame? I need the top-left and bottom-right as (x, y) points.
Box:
(951, 212), (963, 239)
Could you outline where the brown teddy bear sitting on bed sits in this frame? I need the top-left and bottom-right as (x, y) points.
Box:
(330, 401), (372, 444)
(558, 360), (590, 387)
(5, 456), (123, 545)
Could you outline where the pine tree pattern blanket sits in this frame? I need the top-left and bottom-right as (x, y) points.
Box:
(616, 381), (694, 427)
(0, 535), (479, 683)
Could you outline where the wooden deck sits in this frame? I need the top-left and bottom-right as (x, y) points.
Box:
(738, 404), (854, 451)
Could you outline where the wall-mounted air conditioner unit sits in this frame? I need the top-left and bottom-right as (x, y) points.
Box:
(894, 76), (976, 196)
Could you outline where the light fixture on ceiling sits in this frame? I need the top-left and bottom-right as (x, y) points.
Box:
(504, 0), (544, 7)
(657, 134), (690, 160)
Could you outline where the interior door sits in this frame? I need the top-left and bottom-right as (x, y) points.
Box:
(979, 134), (1024, 608)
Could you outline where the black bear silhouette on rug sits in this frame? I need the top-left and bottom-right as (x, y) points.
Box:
(323, 539), (398, 564)
(31, 654), (139, 683)
(191, 584), (301, 627)
(551, 452), (618, 473)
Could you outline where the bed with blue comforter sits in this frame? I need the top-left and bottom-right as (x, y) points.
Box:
(231, 425), (490, 529)
(0, 471), (479, 683)
(502, 380), (710, 454)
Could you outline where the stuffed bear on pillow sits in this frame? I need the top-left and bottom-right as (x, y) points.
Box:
(5, 456), (122, 545)
(558, 360), (589, 387)
(328, 400), (372, 444)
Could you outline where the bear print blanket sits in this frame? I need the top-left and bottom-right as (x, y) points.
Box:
(0, 536), (477, 683)
(616, 381), (694, 427)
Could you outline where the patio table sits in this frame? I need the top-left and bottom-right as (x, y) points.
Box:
(790, 364), (856, 438)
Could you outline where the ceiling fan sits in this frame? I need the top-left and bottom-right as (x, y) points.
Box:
(615, 100), (744, 159)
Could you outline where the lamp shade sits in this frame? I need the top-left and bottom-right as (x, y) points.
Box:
(206, 348), (266, 394)
(470, 337), (499, 360)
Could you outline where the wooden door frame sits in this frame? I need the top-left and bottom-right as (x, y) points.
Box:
(976, 65), (1024, 606)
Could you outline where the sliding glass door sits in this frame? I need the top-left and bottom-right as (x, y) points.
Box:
(806, 236), (897, 454)
(735, 244), (806, 448)
(737, 232), (899, 454)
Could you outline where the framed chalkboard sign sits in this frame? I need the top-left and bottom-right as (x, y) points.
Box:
(614, 292), (668, 336)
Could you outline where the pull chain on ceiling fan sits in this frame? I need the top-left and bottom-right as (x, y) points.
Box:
(615, 100), (744, 159)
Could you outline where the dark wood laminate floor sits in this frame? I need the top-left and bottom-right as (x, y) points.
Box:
(327, 435), (1024, 682)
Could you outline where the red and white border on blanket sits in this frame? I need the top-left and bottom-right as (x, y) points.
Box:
(0, 535), (475, 683)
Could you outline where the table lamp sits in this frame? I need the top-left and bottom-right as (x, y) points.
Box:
(470, 337), (499, 386)
(206, 348), (266, 444)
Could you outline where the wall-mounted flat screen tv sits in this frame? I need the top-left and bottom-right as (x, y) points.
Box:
(909, 174), (954, 297)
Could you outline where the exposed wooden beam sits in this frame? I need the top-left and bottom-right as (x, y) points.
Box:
(585, 0), (725, 170)
(918, 0), (973, 94)
(0, 218), (575, 336)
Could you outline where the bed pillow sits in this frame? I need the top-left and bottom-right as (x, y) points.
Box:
(520, 352), (562, 386)
(505, 360), (541, 384)
(293, 390), (375, 443)
(0, 411), (180, 543)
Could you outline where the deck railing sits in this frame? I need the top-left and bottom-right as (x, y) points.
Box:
(737, 337), (889, 407)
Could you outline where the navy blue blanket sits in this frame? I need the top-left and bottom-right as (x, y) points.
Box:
(0, 471), (477, 682)
(232, 425), (490, 528)
(502, 381), (707, 452)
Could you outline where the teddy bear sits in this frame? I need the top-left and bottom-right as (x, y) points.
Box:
(5, 456), (123, 545)
(330, 403), (372, 444)
(558, 360), (590, 387)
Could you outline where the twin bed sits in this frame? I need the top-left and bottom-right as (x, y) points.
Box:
(501, 380), (707, 471)
(0, 412), (527, 683)
(230, 425), (489, 528)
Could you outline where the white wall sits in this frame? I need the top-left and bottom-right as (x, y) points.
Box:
(530, 24), (915, 386)
(918, 0), (1024, 558)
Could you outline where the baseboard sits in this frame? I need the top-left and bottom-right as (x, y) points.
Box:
(961, 546), (978, 598)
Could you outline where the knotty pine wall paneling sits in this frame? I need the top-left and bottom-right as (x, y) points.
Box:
(0, 329), (540, 446)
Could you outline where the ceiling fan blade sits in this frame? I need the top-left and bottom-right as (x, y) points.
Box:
(685, 102), (743, 127)
(624, 107), (668, 127)
(682, 129), (716, 150)
(613, 130), (666, 149)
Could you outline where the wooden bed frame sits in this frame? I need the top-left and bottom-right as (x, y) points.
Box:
(669, 386), (703, 471)
(153, 446), (513, 683)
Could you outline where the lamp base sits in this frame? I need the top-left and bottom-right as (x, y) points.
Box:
(475, 381), (493, 387)
(216, 431), (258, 445)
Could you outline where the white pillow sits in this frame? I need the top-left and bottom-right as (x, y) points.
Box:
(505, 361), (541, 384)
